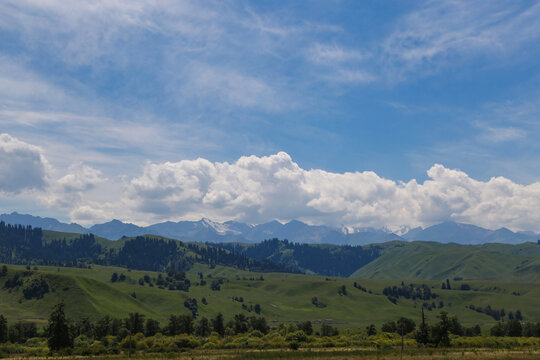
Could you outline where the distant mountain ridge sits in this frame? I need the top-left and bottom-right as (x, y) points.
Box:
(0, 212), (88, 234)
(1, 212), (537, 245)
(402, 221), (536, 244)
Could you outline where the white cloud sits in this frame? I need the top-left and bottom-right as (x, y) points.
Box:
(0, 133), (49, 193)
(381, 1), (540, 79)
(3, 138), (540, 232)
(40, 163), (104, 208)
(308, 43), (365, 64)
(57, 163), (105, 193)
(181, 64), (282, 111)
(480, 126), (527, 143)
(124, 152), (540, 232)
(0, 57), (67, 107)
(327, 69), (376, 84)
(0, 0), (223, 66)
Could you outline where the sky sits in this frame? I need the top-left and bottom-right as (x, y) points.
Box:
(1, 0), (540, 231)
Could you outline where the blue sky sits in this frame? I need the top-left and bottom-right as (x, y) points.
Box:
(1, 1), (540, 230)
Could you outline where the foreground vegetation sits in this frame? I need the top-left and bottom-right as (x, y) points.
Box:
(1, 300), (540, 358)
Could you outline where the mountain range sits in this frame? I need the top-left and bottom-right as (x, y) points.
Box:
(0, 212), (537, 245)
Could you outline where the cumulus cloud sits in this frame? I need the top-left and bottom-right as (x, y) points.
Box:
(0, 133), (48, 193)
(41, 163), (106, 211)
(3, 137), (540, 232)
(126, 152), (540, 232)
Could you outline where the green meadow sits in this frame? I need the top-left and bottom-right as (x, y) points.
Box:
(1, 262), (538, 333)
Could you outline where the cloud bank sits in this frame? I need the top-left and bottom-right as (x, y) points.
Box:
(2, 134), (540, 232)
(126, 152), (540, 232)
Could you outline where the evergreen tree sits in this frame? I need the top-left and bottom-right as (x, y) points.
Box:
(249, 316), (269, 334)
(298, 321), (313, 336)
(505, 319), (522, 337)
(125, 313), (145, 334)
(211, 313), (225, 336)
(490, 322), (505, 336)
(0, 315), (7, 343)
(432, 311), (450, 346)
(73, 317), (94, 339)
(47, 302), (72, 351)
(145, 319), (160, 337)
(382, 321), (397, 333)
(397, 317), (416, 334)
(416, 307), (429, 345)
(321, 322), (339, 336)
(94, 316), (112, 339)
(366, 324), (377, 336)
(195, 317), (211, 337)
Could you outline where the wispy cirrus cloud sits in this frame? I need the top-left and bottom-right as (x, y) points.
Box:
(379, 1), (540, 80)
(479, 126), (527, 143)
(301, 1), (540, 83)
(308, 43), (366, 64)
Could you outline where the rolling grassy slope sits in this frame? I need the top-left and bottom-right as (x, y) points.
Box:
(42, 229), (113, 247)
(350, 241), (540, 282)
(1, 263), (539, 333)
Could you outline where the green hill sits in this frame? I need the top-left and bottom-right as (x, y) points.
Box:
(1, 263), (539, 333)
(217, 239), (540, 282)
(350, 241), (540, 282)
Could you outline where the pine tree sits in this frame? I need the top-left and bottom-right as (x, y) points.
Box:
(47, 302), (72, 351)
(211, 313), (225, 336)
(195, 317), (211, 337)
(434, 311), (450, 346)
(416, 307), (429, 345)
(126, 313), (145, 334)
(0, 315), (7, 343)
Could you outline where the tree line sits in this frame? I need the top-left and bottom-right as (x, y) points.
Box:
(215, 238), (381, 277)
(1, 304), (540, 355)
(0, 223), (291, 274)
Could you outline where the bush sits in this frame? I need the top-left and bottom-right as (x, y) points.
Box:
(202, 341), (217, 349)
(286, 330), (307, 343)
(22, 276), (49, 300)
(288, 341), (300, 350)
(173, 335), (200, 350)
(89, 340), (107, 355)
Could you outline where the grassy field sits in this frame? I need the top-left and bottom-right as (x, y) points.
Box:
(1, 263), (539, 333)
(351, 241), (540, 282)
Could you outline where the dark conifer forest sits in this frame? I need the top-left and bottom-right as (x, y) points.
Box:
(0, 222), (289, 273)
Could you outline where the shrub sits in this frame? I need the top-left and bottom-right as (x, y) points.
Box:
(288, 341), (300, 350)
(286, 330), (307, 343)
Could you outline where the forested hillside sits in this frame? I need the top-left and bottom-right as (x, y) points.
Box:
(2, 222), (539, 282)
(216, 239), (382, 277)
(0, 222), (289, 274)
